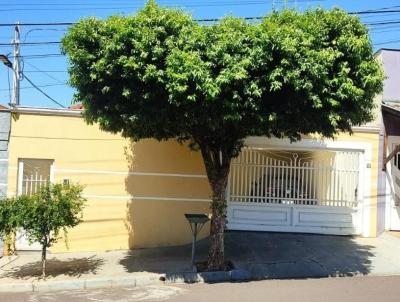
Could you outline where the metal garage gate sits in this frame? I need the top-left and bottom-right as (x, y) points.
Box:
(226, 148), (363, 235)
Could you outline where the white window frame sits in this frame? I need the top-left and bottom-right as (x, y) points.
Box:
(17, 158), (55, 196)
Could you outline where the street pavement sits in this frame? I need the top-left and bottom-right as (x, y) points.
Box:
(2, 275), (400, 302)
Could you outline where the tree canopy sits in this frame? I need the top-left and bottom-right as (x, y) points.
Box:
(62, 1), (383, 269)
(62, 3), (383, 154)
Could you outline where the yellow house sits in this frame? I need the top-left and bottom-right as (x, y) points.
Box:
(3, 103), (385, 254)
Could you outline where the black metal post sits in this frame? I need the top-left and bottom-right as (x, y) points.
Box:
(191, 222), (198, 271)
(184, 213), (210, 272)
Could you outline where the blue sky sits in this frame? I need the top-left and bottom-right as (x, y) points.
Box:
(0, 0), (399, 108)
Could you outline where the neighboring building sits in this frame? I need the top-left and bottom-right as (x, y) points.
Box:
(376, 48), (400, 234)
(5, 104), (382, 253)
(0, 105), (10, 197)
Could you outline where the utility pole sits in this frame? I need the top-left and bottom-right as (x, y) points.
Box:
(11, 23), (21, 106)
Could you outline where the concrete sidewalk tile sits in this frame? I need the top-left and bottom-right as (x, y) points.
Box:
(0, 255), (18, 268)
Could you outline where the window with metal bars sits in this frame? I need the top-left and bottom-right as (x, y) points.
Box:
(18, 159), (53, 196)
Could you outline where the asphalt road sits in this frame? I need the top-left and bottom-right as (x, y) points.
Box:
(2, 275), (400, 302)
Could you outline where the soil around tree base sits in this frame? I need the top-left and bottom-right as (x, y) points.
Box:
(196, 260), (234, 272)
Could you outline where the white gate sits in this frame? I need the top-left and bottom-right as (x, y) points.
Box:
(227, 149), (363, 235)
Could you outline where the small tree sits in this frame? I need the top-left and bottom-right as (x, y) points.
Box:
(0, 197), (20, 256)
(19, 183), (86, 279)
(62, 2), (383, 270)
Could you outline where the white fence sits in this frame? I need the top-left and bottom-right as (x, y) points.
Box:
(228, 149), (360, 208)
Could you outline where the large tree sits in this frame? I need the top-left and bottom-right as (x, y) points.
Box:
(62, 1), (383, 270)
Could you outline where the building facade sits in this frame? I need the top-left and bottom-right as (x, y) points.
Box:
(4, 105), (383, 253)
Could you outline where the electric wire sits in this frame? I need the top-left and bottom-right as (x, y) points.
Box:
(22, 74), (65, 108)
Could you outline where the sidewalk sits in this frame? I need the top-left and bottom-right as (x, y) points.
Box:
(0, 245), (195, 292)
(1, 231), (400, 292)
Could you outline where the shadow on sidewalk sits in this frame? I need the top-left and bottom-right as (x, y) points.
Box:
(119, 237), (209, 273)
(224, 231), (375, 279)
(119, 231), (376, 281)
(1, 255), (105, 279)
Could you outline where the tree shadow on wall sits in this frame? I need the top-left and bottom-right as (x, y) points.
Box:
(123, 139), (210, 251)
(123, 139), (166, 250)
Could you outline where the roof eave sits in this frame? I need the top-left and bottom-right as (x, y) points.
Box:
(11, 106), (83, 117)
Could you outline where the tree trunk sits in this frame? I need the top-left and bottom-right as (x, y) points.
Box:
(41, 243), (47, 279)
(207, 174), (229, 270)
(3, 232), (15, 256)
(199, 144), (231, 271)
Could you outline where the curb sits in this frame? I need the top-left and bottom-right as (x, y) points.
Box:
(165, 269), (251, 283)
(0, 269), (252, 293)
(0, 274), (164, 293)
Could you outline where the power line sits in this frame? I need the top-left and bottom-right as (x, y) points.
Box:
(355, 5), (400, 12)
(0, 22), (74, 27)
(24, 70), (67, 73)
(23, 74), (66, 108)
(0, 11), (396, 44)
(366, 20), (400, 26)
(0, 21), (397, 47)
(23, 28), (67, 43)
(0, 0), (303, 6)
(23, 61), (66, 84)
(374, 39), (400, 46)
(0, 5), (397, 28)
(0, 0), (322, 12)
(350, 10), (400, 15)
(0, 82), (67, 92)
(19, 54), (65, 59)
(0, 41), (61, 46)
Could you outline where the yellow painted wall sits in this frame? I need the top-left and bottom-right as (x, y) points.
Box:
(7, 112), (381, 253)
(7, 113), (212, 252)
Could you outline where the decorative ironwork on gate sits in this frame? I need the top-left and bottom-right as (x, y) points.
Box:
(228, 149), (360, 207)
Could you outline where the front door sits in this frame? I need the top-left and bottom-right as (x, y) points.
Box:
(15, 158), (54, 251)
(389, 140), (400, 231)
